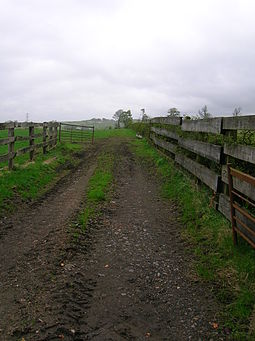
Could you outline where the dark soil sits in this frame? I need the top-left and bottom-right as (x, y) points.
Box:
(0, 138), (225, 340)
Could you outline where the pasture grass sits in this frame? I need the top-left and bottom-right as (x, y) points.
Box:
(132, 137), (255, 340)
(0, 142), (84, 216)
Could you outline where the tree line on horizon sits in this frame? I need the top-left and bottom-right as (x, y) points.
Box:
(112, 105), (244, 127)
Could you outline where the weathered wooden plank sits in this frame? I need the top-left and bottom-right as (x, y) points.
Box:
(151, 135), (176, 154)
(221, 165), (255, 201)
(223, 115), (255, 130)
(151, 127), (179, 140)
(181, 117), (222, 134)
(16, 146), (34, 156)
(8, 127), (15, 170)
(16, 133), (43, 141)
(175, 153), (219, 191)
(0, 153), (11, 162)
(0, 137), (15, 145)
(43, 126), (47, 154)
(224, 143), (255, 164)
(34, 142), (45, 149)
(0, 121), (58, 129)
(178, 137), (222, 163)
(33, 133), (43, 138)
(218, 194), (255, 244)
(34, 140), (54, 149)
(218, 193), (231, 220)
(15, 136), (30, 142)
(150, 116), (182, 126)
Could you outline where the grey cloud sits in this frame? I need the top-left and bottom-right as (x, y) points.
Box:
(1, 0), (255, 122)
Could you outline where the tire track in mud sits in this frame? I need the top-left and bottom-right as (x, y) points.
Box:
(0, 142), (105, 340)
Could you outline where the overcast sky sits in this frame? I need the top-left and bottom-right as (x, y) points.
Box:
(1, 0), (255, 122)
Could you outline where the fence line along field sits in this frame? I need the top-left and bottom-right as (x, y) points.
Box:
(0, 121), (95, 171)
(137, 114), (255, 248)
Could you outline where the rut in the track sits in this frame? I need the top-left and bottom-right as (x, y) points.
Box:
(0, 144), (101, 339)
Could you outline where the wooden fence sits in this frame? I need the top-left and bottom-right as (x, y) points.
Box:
(0, 121), (59, 170)
(149, 115), (255, 245)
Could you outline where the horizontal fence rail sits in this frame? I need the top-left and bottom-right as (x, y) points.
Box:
(0, 121), (59, 170)
(148, 114), (255, 247)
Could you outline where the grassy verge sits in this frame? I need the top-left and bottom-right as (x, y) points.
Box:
(132, 137), (255, 340)
(0, 142), (84, 216)
(75, 151), (114, 233)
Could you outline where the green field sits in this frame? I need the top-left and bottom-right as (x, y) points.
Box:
(0, 140), (84, 215)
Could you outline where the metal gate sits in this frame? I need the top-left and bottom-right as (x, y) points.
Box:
(59, 123), (94, 144)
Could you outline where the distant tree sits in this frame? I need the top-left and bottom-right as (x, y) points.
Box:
(198, 105), (212, 119)
(113, 109), (123, 128)
(120, 110), (133, 128)
(233, 107), (242, 116)
(167, 107), (180, 117)
(113, 109), (133, 128)
(183, 114), (191, 120)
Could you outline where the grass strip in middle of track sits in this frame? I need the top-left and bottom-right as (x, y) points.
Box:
(76, 151), (114, 233)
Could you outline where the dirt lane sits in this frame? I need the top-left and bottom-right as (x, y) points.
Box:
(65, 143), (222, 340)
(0, 139), (224, 340)
(0, 144), (101, 339)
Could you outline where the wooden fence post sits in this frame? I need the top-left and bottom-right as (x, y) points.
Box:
(54, 126), (58, 146)
(222, 129), (237, 195)
(29, 125), (35, 161)
(43, 123), (47, 154)
(49, 126), (53, 148)
(59, 123), (61, 143)
(8, 125), (15, 171)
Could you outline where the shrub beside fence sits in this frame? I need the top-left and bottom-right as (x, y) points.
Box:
(0, 121), (59, 170)
(139, 115), (255, 246)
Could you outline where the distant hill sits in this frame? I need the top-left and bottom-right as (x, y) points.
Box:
(63, 118), (116, 130)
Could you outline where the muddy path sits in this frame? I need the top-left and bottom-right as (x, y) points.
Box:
(0, 138), (224, 340)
